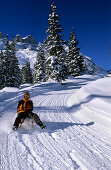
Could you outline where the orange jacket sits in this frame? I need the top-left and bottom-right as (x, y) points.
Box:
(17, 99), (33, 114)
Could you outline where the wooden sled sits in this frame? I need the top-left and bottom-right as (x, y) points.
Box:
(19, 118), (34, 128)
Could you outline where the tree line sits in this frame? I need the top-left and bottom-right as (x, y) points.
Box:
(0, 3), (84, 89)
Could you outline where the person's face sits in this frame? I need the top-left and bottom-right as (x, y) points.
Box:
(24, 93), (29, 100)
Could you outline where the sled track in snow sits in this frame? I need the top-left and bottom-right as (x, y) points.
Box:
(0, 78), (111, 170)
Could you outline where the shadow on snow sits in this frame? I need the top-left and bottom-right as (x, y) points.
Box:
(34, 94), (111, 114)
(43, 121), (94, 133)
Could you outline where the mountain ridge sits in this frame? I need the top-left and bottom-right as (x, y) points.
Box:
(0, 34), (107, 75)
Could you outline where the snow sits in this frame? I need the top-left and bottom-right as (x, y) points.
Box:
(0, 37), (107, 75)
(83, 55), (106, 74)
(16, 48), (37, 69)
(0, 74), (111, 170)
(0, 87), (19, 92)
(0, 39), (5, 50)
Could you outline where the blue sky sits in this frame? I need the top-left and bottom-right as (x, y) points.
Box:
(0, 0), (110, 70)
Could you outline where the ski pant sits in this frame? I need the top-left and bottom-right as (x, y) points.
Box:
(13, 111), (44, 128)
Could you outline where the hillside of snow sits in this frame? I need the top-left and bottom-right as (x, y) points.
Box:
(16, 46), (37, 69)
(0, 36), (107, 74)
(67, 75), (111, 132)
(82, 55), (106, 75)
(0, 74), (111, 170)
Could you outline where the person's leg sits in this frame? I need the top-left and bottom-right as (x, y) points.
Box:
(30, 112), (46, 129)
(28, 112), (34, 128)
(13, 112), (25, 128)
(28, 112), (34, 120)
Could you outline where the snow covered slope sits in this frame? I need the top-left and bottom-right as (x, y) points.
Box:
(16, 47), (37, 69)
(67, 75), (111, 131)
(0, 36), (107, 73)
(0, 75), (111, 170)
(83, 55), (106, 75)
(0, 38), (6, 50)
(0, 36), (38, 69)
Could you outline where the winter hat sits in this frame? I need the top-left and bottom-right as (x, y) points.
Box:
(24, 91), (30, 97)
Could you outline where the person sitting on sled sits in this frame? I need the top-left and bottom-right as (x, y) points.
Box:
(13, 91), (46, 130)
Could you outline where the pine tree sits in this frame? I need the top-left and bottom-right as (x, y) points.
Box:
(0, 32), (3, 39)
(44, 3), (67, 82)
(21, 61), (32, 84)
(25, 61), (33, 83)
(78, 54), (84, 75)
(33, 43), (46, 83)
(0, 51), (5, 89)
(0, 36), (21, 89)
(10, 37), (21, 87)
(66, 28), (83, 77)
(4, 34), (12, 86)
(21, 66), (26, 84)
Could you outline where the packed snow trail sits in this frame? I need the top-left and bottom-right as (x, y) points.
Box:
(0, 75), (111, 170)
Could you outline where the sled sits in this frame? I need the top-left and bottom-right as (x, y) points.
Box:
(19, 118), (34, 128)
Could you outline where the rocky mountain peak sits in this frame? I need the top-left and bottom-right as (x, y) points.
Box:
(15, 34), (37, 44)
(0, 32), (3, 39)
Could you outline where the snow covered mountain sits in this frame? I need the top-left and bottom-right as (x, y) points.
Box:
(0, 34), (38, 69)
(15, 34), (37, 44)
(82, 55), (106, 75)
(0, 33), (107, 74)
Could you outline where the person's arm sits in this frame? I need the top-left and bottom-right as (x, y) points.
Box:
(26, 101), (33, 113)
(17, 102), (20, 113)
(17, 101), (24, 114)
(30, 101), (33, 112)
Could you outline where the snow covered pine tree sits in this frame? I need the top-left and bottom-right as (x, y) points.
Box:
(3, 34), (12, 87)
(10, 37), (21, 87)
(44, 3), (67, 83)
(3, 35), (21, 87)
(21, 61), (33, 84)
(66, 28), (83, 77)
(0, 51), (5, 89)
(33, 43), (46, 83)
(1, 36), (21, 88)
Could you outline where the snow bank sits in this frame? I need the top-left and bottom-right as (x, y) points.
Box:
(0, 87), (19, 92)
(67, 76), (111, 107)
(0, 87), (19, 104)
(67, 77), (111, 130)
